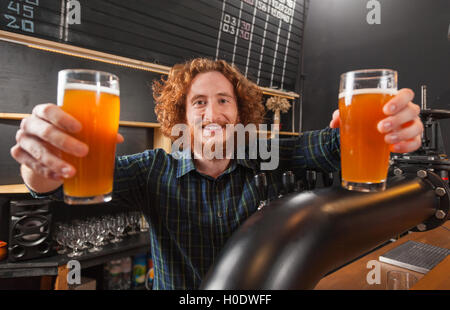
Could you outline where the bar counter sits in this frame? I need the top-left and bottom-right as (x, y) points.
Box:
(315, 221), (450, 290)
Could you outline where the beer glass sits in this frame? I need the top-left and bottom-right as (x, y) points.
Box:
(338, 69), (397, 192)
(386, 270), (418, 290)
(57, 69), (120, 204)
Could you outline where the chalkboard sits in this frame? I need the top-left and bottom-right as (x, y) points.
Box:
(0, 40), (162, 120)
(0, 0), (308, 92)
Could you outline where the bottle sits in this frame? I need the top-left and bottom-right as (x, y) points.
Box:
(146, 254), (154, 290)
(121, 257), (132, 290)
(132, 254), (147, 288)
(107, 259), (123, 290)
(140, 214), (149, 232)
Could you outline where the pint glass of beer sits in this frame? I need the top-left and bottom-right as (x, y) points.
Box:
(338, 69), (397, 192)
(57, 69), (120, 204)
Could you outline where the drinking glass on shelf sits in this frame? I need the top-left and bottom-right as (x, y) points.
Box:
(113, 215), (126, 242)
(66, 225), (84, 257)
(131, 212), (141, 233)
(83, 223), (95, 252)
(88, 221), (104, 253)
(106, 216), (121, 244)
(97, 220), (108, 246)
(126, 212), (137, 235)
(54, 222), (69, 255)
(139, 212), (149, 232)
(78, 221), (91, 250)
(99, 216), (110, 245)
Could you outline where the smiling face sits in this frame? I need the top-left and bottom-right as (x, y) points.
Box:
(154, 59), (265, 150)
(185, 71), (239, 157)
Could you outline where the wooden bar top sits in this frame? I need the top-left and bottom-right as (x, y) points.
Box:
(411, 256), (450, 290)
(315, 221), (450, 290)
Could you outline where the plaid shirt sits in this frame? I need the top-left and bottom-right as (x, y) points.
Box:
(31, 127), (340, 290)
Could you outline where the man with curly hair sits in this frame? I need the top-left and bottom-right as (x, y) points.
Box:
(11, 58), (423, 289)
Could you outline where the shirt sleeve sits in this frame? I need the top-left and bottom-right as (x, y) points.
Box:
(26, 183), (64, 201)
(110, 149), (156, 212)
(279, 127), (341, 175)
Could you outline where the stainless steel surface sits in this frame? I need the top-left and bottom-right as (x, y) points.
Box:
(435, 210), (446, 220)
(416, 224), (427, 231)
(417, 170), (427, 178)
(421, 85), (427, 111)
(435, 187), (446, 197)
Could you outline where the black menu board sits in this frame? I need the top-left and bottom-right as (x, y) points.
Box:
(0, 0), (308, 91)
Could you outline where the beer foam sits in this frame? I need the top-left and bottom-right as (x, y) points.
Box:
(64, 83), (120, 96)
(338, 88), (397, 99)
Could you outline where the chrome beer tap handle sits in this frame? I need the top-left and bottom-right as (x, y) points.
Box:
(254, 173), (268, 210)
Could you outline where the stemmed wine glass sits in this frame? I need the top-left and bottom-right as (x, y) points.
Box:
(66, 225), (84, 257)
(87, 220), (105, 252)
(79, 221), (92, 250)
(126, 212), (138, 235)
(113, 215), (126, 243)
(139, 212), (149, 232)
(100, 216), (111, 245)
(54, 222), (69, 255)
(106, 215), (120, 243)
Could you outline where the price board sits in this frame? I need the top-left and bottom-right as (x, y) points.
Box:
(0, 0), (307, 91)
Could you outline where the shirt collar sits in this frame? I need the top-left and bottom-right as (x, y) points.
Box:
(236, 158), (259, 172)
(174, 149), (196, 178)
(174, 149), (259, 178)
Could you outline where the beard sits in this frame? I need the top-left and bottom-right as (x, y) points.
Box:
(189, 120), (237, 160)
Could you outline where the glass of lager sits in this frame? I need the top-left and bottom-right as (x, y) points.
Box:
(338, 69), (397, 192)
(57, 69), (120, 204)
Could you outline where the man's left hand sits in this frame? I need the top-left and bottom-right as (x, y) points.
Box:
(329, 88), (423, 153)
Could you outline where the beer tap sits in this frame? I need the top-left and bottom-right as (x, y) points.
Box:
(281, 171), (295, 195)
(295, 180), (304, 192)
(305, 170), (317, 190)
(322, 172), (334, 187)
(421, 85), (431, 151)
(421, 85), (427, 111)
(254, 173), (268, 210)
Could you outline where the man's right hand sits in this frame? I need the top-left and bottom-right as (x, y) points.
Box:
(11, 103), (124, 193)
(10, 103), (88, 191)
(11, 103), (125, 193)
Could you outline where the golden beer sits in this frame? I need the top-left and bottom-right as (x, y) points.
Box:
(58, 70), (120, 204)
(339, 89), (395, 185)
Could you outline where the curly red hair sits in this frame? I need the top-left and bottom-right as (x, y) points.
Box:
(153, 58), (265, 141)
